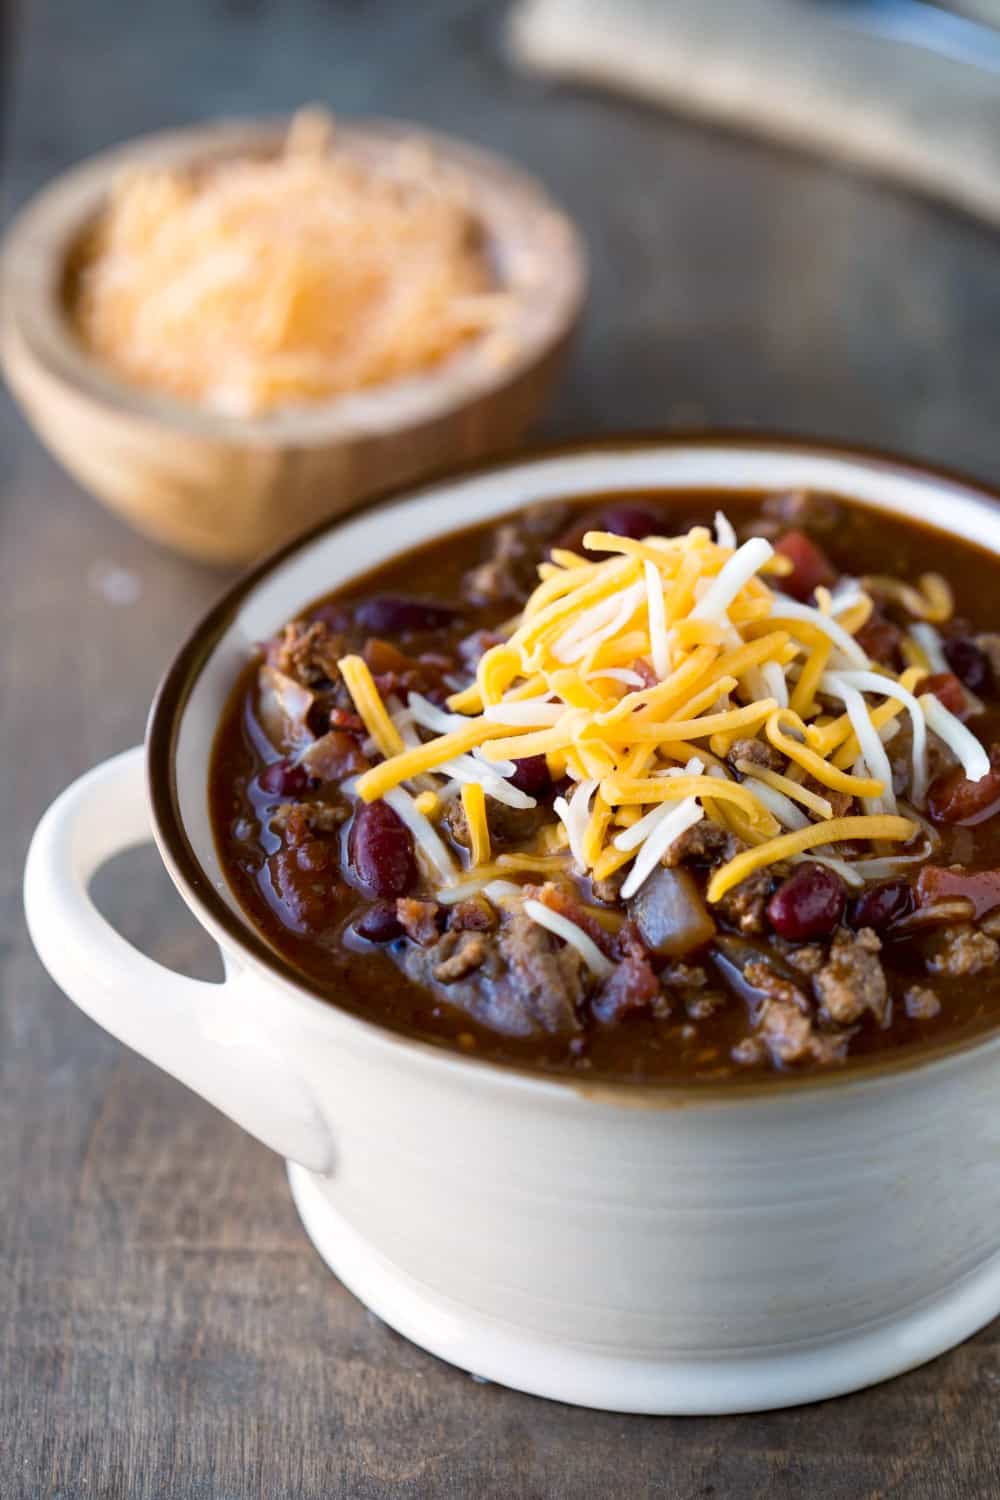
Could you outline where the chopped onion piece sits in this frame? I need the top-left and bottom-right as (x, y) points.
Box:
(910, 623), (949, 674)
(553, 777), (599, 868)
(522, 899), (614, 979)
(714, 510), (737, 549)
(689, 537), (774, 623)
(257, 666), (315, 751)
(920, 694), (991, 783)
(620, 797), (704, 900)
(383, 786), (457, 883)
(822, 669), (927, 806)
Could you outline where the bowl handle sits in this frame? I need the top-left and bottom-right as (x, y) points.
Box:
(23, 746), (334, 1172)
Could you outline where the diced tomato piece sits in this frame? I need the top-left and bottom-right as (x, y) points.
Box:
(916, 865), (1000, 919)
(774, 530), (838, 601)
(926, 745), (1000, 825)
(921, 672), (967, 718)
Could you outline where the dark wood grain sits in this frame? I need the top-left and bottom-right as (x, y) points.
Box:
(3, 2), (1000, 1496)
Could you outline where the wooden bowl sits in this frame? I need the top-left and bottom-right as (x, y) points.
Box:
(0, 118), (585, 565)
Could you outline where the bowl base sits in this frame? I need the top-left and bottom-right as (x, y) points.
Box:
(288, 1162), (1000, 1414)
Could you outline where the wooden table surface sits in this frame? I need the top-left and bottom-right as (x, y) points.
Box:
(4, 2), (1000, 1496)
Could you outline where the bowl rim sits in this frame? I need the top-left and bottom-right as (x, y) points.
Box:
(0, 114), (587, 447)
(146, 429), (1000, 1102)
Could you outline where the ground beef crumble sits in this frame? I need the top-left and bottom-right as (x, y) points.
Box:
(904, 985), (942, 1020)
(812, 927), (888, 1026)
(926, 924), (999, 977)
(396, 898), (441, 947)
(715, 869), (773, 935)
(267, 620), (345, 686)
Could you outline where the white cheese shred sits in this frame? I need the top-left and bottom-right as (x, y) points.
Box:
(522, 899), (614, 980)
(383, 786), (457, 884)
(773, 600), (869, 667)
(822, 679), (896, 813)
(910, 623), (949, 674)
(920, 694), (991, 784)
(736, 767), (809, 830)
(761, 659), (789, 709)
(824, 669), (927, 806)
(644, 559), (670, 680)
(553, 777), (599, 868)
(619, 796), (704, 900)
(689, 537), (774, 624)
(714, 510), (737, 550)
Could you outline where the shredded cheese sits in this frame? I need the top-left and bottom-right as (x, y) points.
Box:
(383, 787), (457, 884)
(522, 899), (614, 979)
(706, 815), (917, 902)
(72, 109), (503, 415)
(339, 656), (405, 759)
(919, 694), (991, 783)
(619, 797), (703, 899)
(334, 510), (955, 908)
(461, 783), (491, 867)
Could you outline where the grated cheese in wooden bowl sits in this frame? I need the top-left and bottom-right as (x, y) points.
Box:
(330, 516), (981, 923)
(70, 109), (509, 416)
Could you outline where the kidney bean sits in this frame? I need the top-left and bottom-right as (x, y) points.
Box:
(927, 746), (1000, 825)
(354, 900), (405, 943)
(848, 879), (914, 932)
(354, 596), (458, 635)
(258, 758), (310, 798)
(349, 801), (416, 898)
(766, 863), (846, 941)
(921, 672), (966, 717)
(268, 845), (336, 932)
(600, 504), (662, 540)
(943, 636), (992, 694)
(309, 602), (351, 633)
(508, 753), (553, 798)
(855, 612), (904, 670)
(773, 530), (837, 602)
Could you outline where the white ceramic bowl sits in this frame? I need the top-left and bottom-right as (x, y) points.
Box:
(23, 435), (1000, 1414)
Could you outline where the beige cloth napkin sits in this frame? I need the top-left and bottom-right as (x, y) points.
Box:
(509, 0), (1000, 224)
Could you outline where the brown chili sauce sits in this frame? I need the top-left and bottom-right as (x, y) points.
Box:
(210, 490), (1000, 1082)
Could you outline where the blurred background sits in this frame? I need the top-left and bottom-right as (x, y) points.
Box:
(3, 3), (1000, 1495)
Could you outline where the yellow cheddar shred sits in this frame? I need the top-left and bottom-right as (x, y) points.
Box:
(338, 656), (405, 760)
(461, 783), (491, 867)
(707, 816), (917, 902)
(336, 511), (941, 906)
